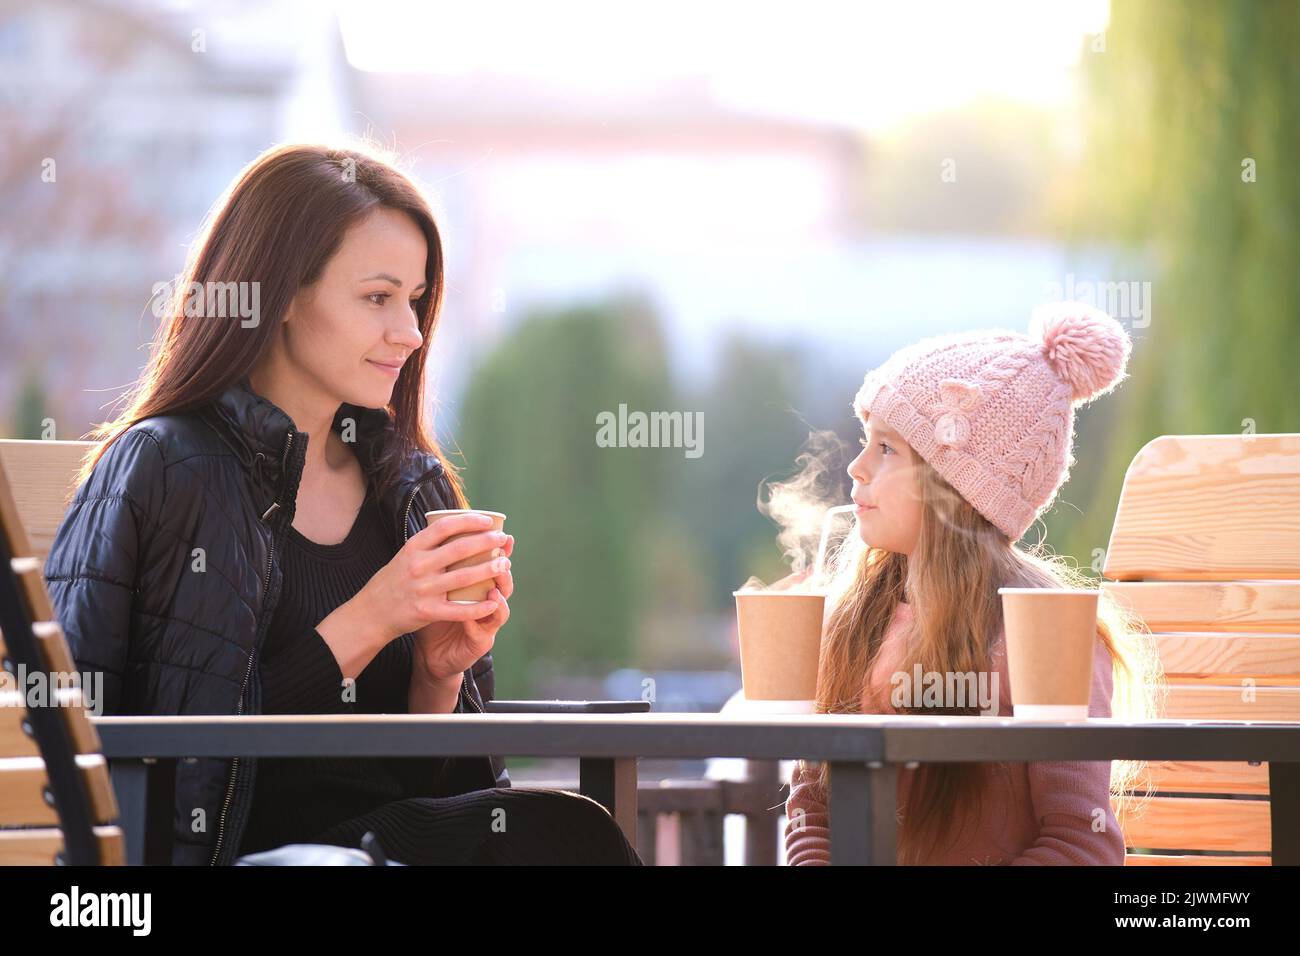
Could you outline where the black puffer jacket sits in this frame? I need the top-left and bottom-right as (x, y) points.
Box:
(43, 376), (509, 866)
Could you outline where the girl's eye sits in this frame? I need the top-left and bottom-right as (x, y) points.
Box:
(858, 437), (894, 455)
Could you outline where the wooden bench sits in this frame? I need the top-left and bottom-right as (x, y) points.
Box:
(1101, 432), (1300, 865)
(0, 441), (125, 863)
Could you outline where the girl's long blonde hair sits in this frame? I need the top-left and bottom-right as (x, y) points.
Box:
(797, 452), (1165, 864)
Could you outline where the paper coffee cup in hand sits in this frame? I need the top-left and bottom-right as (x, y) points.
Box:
(426, 510), (507, 603)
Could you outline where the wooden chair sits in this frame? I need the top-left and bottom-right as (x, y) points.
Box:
(0, 438), (647, 865)
(1101, 432), (1300, 865)
(0, 441), (124, 864)
(0, 441), (95, 568)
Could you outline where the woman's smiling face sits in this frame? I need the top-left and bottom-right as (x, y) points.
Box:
(847, 412), (924, 555)
(281, 206), (428, 409)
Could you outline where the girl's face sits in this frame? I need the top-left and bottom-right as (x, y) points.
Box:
(847, 413), (924, 556)
(280, 206), (427, 409)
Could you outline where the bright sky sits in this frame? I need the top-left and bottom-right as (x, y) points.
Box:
(337, 0), (1111, 132)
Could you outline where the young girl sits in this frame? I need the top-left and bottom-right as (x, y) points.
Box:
(784, 304), (1163, 866)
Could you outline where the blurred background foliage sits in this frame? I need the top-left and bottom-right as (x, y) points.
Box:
(1050, 0), (1300, 571)
(456, 0), (1300, 695)
(456, 296), (816, 696)
(2, 0), (1295, 702)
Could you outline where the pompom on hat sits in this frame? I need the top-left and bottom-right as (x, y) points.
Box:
(854, 302), (1132, 542)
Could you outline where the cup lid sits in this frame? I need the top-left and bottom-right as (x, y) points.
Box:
(732, 589), (827, 597)
(997, 587), (1097, 595)
(426, 509), (507, 519)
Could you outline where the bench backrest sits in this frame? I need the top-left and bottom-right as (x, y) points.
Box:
(1102, 433), (1300, 866)
(0, 440), (96, 567)
(0, 440), (123, 864)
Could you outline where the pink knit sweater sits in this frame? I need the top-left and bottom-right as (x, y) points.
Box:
(784, 600), (1126, 865)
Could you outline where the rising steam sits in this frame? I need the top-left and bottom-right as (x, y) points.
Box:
(752, 428), (857, 589)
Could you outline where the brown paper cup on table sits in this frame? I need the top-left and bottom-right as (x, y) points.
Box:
(998, 588), (1098, 720)
(426, 510), (507, 603)
(732, 590), (826, 713)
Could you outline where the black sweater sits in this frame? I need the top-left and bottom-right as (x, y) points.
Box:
(237, 486), (449, 856)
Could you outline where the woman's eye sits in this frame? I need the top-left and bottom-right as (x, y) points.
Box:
(880, 443), (894, 455)
(366, 292), (389, 306)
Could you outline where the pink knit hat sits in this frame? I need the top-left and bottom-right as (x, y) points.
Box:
(854, 302), (1132, 542)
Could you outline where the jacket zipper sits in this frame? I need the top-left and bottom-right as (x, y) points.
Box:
(210, 431), (294, 865)
(400, 481), (420, 546)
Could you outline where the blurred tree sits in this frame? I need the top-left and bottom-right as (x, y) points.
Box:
(456, 302), (825, 689)
(11, 367), (49, 438)
(862, 101), (1061, 236)
(457, 295), (674, 695)
(677, 333), (814, 609)
(1047, 0), (1300, 568)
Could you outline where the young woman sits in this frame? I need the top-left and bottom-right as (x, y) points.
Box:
(784, 304), (1164, 865)
(44, 142), (641, 866)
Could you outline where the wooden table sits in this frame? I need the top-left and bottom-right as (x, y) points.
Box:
(94, 712), (1300, 865)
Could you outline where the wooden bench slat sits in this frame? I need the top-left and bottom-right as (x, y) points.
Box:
(0, 440), (93, 566)
(1, 635), (82, 691)
(2, 618), (105, 758)
(1116, 795), (1272, 853)
(1125, 852), (1270, 866)
(0, 825), (125, 866)
(32, 621), (76, 675)
(0, 688), (102, 758)
(1150, 632), (1300, 682)
(1163, 685), (1300, 721)
(1102, 434), (1300, 581)
(11, 560), (56, 625)
(0, 754), (119, 827)
(1134, 760), (1271, 795)
(1103, 581), (1300, 633)
(0, 693), (41, 757)
(0, 449), (37, 560)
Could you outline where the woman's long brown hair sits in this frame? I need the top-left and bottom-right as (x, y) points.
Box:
(798, 451), (1165, 865)
(72, 141), (467, 508)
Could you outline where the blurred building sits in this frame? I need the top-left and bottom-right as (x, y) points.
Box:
(0, 0), (356, 435)
(354, 70), (868, 400)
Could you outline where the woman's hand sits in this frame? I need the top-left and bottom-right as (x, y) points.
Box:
(370, 511), (511, 632)
(413, 533), (514, 681)
(318, 512), (512, 686)
(319, 513), (513, 678)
